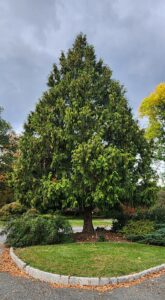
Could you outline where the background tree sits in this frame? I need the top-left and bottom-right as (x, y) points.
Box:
(13, 34), (157, 233)
(0, 107), (18, 208)
(139, 83), (165, 162)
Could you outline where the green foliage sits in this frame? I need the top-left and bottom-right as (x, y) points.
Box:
(134, 207), (165, 224)
(97, 234), (106, 242)
(0, 202), (26, 219)
(111, 209), (131, 232)
(0, 107), (11, 172)
(152, 187), (165, 210)
(12, 34), (157, 232)
(24, 208), (39, 216)
(148, 207), (165, 223)
(4, 215), (73, 247)
(121, 220), (155, 239)
(121, 218), (165, 245)
(136, 228), (165, 246)
(0, 107), (18, 208)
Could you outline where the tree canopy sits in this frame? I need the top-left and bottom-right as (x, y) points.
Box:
(13, 34), (157, 233)
(0, 107), (18, 207)
(139, 83), (165, 162)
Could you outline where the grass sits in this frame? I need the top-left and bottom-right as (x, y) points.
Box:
(0, 215), (112, 229)
(16, 242), (165, 277)
(66, 217), (112, 227)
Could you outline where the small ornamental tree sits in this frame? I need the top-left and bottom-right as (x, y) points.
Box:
(139, 83), (165, 163)
(13, 34), (157, 233)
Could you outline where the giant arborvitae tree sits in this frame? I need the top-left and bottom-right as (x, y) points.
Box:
(13, 34), (157, 233)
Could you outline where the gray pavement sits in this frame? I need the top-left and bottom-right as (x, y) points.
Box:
(0, 230), (6, 244)
(0, 271), (165, 300)
(73, 226), (111, 233)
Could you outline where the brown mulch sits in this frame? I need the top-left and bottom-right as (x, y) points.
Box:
(0, 246), (29, 278)
(0, 245), (165, 292)
(73, 230), (128, 243)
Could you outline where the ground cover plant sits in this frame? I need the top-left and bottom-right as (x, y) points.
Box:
(129, 228), (165, 246)
(15, 242), (165, 277)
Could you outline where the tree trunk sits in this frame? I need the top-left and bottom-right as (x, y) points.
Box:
(82, 207), (94, 234)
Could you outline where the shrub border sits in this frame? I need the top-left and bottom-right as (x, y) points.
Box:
(10, 247), (165, 286)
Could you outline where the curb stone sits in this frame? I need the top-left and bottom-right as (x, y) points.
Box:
(10, 248), (26, 270)
(10, 247), (165, 286)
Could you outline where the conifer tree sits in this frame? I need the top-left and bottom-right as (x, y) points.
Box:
(13, 34), (156, 233)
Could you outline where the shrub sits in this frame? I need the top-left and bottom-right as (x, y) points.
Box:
(0, 202), (26, 220)
(111, 213), (131, 232)
(110, 203), (136, 232)
(133, 207), (165, 224)
(138, 228), (165, 246)
(121, 220), (155, 239)
(4, 215), (73, 247)
(97, 234), (106, 242)
(24, 208), (39, 216)
(148, 207), (165, 223)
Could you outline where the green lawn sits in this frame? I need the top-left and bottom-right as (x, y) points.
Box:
(16, 242), (165, 277)
(66, 217), (112, 227)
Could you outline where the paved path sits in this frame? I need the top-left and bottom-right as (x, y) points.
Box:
(72, 226), (111, 233)
(0, 229), (6, 244)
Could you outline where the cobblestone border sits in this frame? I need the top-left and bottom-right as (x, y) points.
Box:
(10, 247), (165, 286)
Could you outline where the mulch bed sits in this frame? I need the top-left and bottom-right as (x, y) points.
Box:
(0, 244), (165, 292)
(73, 229), (128, 243)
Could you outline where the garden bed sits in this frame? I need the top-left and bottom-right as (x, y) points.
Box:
(73, 231), (127, 243)
(15, 242), (165, 278)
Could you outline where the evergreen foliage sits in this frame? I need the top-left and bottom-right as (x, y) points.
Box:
(4, 215), (72, 247)
(12, 34), (157, 233)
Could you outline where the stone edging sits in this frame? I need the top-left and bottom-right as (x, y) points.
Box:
(10, 247), (165, 286)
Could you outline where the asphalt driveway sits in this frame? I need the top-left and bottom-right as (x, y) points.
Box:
(0, 271), (165, 300)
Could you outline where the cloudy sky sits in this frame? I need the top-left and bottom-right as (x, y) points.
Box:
(0, 0), (165, 132)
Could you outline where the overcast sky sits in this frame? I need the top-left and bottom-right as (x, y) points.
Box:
(0, 0), (165, 132)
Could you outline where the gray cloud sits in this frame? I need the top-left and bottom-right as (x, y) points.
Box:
(0, 0), (165, 131)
